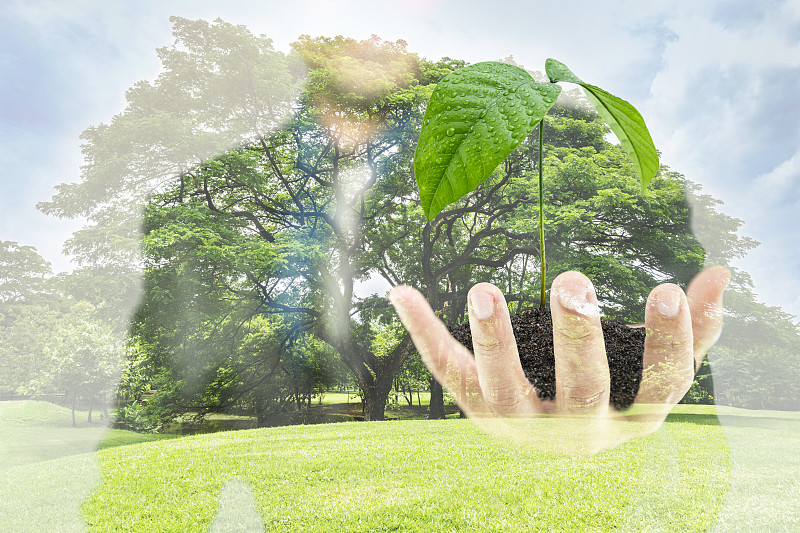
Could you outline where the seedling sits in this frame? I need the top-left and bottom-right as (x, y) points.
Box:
(414, 59), (659, 308)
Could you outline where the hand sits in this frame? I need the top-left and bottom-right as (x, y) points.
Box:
(388, 267), (730, 455)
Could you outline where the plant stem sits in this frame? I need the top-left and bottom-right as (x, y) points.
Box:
(538, 119), (546, 309)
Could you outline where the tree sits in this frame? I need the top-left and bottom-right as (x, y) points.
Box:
(22, 302), (124, 426)
(0, 241), (53, 306)
(42, 24), (430, 421)
(703, 269), (800, 409)
(39, 18), (781, 426)
(361, 85), (739, 415)
(0, 242), (66, 395)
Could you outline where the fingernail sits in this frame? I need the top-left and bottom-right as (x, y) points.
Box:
(469, 291), (495, 320)
(555, 281), (598, 316)
(656, 288), (681, 318)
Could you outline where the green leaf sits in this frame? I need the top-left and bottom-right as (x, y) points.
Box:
(544, 58), (583, 85)
(414, 62), (560, 221)
(545, 58), (659, 192)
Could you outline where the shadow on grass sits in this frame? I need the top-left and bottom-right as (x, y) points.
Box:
(666, 410), (800, 430)
(664, 412), (721, 426)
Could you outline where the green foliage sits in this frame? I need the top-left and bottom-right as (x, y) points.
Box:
(292, 34), (421, 113)
(525, 154), (707, 321)
(710, 345), (800, 410)
(119, 189), (351, 427)
(708, 290), (800, 410)
(415, 62), (560, 221)
(393, 350), (431, 407)
(416, 59), (658, 221)
(545, 59), (658, 192)
(0, 241), (52, 305)
(0, 296), (123, 428)
(113, 402), (162, 433)
(683, 381), (715, 405)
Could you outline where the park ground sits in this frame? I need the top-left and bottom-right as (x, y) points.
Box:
(1, 400), (799, 531)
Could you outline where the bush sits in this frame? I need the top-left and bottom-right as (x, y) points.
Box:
(681, 379), (714, 404)
(113, 402), (161, 433)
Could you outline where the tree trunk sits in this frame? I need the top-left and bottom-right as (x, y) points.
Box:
(360, 372), (396, 421)
(361, 387), (384, 421)
(255, 402), (267, 428)
(320, 323), (412, 422)
(88, 397), (93, 423)
(429, 378), (445, 419)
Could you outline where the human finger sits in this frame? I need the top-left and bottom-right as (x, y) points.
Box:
(632, 283), (693, 428)
(686, 266), (730, 368)
(468, 283), (540, 416)
(550, 272), (610, 415)
(389, 285), (487, 415)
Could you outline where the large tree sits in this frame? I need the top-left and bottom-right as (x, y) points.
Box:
(40, 17), (786, 426)
(39, 20), (428, 420)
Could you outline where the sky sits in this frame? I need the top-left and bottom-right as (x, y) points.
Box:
(1, 0), (799, 318)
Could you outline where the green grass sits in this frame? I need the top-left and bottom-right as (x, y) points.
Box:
(0, 400), (180, 532)
(316, 391), (362, 405)
(96, 429), (180, 450)
(319, 390), (434, 407)
(76, 406), (729, 532)
(6, 402), (799, 531)
(705, 406), (800, 531)
(0, 401), (179, 470)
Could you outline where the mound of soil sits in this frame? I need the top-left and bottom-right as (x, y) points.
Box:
(450, 307), (645, 410)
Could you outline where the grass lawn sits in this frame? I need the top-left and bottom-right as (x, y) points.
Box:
(319, 391), (434, 407)
(0, 401), (179, 469)
(0, 401), (179, 531)
(5, 402), (799, 531)
(77, 405), (730, 532)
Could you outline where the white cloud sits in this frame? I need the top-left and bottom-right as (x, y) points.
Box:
(750, 150), (800, 205)
(2, 0), (799, 315)
(633, 2), (800, 317)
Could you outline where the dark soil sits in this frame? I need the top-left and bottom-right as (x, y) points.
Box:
(450, 307), (645, 410)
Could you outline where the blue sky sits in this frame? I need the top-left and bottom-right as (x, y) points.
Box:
(1, 0), (799, 318)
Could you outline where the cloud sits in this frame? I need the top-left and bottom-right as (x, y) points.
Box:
(750, 150), (800, 207)
(648, 1), (800, 166)
(2, 0), (799, 314)
(636, 0), (800, 316)
(711, 0), (784, 31)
